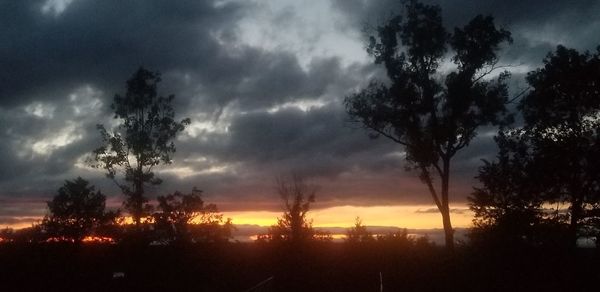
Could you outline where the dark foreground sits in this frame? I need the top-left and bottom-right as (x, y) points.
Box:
(0, 242), (598, 292)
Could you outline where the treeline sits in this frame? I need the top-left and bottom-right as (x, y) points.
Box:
(468, 45), (600, 249)
(1, 0), (600, 252)
(0, 178), (232, 245)
(344, 0), (600, 250)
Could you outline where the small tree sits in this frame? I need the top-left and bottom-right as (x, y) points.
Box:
(268, 174), (316, 243)
(0, 228), (14, 243)
(92, 67), (190, 227)
(346, 217), (374, 244)
(153, 188), (232, 244)
(42, 177), (115, 243)
(345, 0), (512, 249)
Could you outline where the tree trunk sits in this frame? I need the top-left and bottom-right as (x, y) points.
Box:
(441, 157), (454, 251)
(441, 207), (454, 250)
(133, 167), (144, 228)
(569, 194), (582, 249)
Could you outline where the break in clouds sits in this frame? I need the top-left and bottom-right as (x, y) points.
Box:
(1, 0), (599, 222)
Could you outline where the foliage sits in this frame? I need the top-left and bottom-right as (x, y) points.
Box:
(376, 229), (413, 248)
(345, 0), (512, 249)
(92, 67), (190, 226)
(313, 230), (334, 242)
(267, 174), (316, 243)
(470, 45), (600, 247)
(41, 177), (117, 243)
(9, 224), (45, 243)
(345, 217), (374, 244)
(153, 188), (233, 244)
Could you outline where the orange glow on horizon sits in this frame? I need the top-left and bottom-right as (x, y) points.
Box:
(224, 204), (473, 229)
(1, 205), (474, 230)
(82, 236), (115, 243)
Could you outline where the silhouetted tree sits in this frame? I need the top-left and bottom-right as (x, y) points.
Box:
(345, 217), (375, 244)
(469, 131), (567, 247)
(153, 188), (232, 244)
(376, 229), (413, 248)
(471, 45), (600, 248)
(41, 177), (116, 243)
(268, 174), (316, 243)
(521, 45), (600, 247)
(92, 67), (190, 228)
(11, 224), (45, 244)
(345, 0), (512, 249)
(0, 228), (13, 242)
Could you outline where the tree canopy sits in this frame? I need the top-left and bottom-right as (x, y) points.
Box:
(470, 45), (600, 248)
(153, 188), (233, 244)
(345, 0), (512, 249)
(267, 174), (317, 244)
(42, 177), (116, 242)
(92, 67), (190, 226)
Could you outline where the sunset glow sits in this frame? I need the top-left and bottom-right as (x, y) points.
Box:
(226, 204), (473, 229)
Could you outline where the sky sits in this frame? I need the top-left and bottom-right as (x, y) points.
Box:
(1, 0), (599, 230)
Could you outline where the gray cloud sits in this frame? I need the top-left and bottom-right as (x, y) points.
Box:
(0, 0), (597, 221)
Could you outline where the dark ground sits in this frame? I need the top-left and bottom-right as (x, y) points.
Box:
(0, 242), (598, 291)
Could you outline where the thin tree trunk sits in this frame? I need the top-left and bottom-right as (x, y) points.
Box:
(569, 195), (582, 249)
(441, 157), (454, 251)
(134, 167), (144, 228)
(441, 207), (454, 250)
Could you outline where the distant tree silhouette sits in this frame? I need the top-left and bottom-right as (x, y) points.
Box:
(11, 224), (45, 244)
(92, 67), (190, 228)
(345, 0), (512, 249)
(0, 228), (13, 242)
(268, 174), (316, 243)
(345, 217), (375, 244)
(470, 45), (600, 248)
(153, 188), (233, 244)
(41, 177), (117, 243)
(376, 229), (413, 249)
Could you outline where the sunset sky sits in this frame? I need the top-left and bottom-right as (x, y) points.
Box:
(1, 0), (599, 231)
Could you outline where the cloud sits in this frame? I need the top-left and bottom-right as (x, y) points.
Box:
(1, 0), (596, 221)
(415, 208), (470, 215)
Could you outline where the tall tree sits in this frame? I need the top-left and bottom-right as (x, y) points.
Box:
(345, 0), (512, 249)
(92, 67), (190, 227)
(521, 45), (600, 247)
(42, 177), (116, 243)
(472, 46), (600, 248)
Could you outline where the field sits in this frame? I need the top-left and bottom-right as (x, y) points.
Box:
(1, 242), (598, 291)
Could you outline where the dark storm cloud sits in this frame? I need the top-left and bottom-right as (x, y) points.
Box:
(1, 0), (597, 221)
(0, 0), (250, 107)
(333, 0), (600, 65)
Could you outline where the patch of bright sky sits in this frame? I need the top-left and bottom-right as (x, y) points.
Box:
(24, 102), (56, 119)
(266, 99), (328, 114)
(41, 0), (76, 16)
(235, 0), (370, 69)
(68, 85), (104, 117)
(184, 103), (237, 139)
(225, 204), (473, 229)
(31, 121), (83, 156)
(159, 164), (235, 179)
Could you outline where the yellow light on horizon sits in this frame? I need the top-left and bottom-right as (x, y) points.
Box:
(1, 205), (474, 231)
(224, 204), (473, 229)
